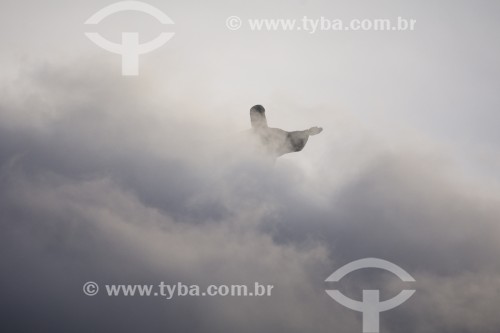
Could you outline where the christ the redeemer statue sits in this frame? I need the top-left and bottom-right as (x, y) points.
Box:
(249, 104), (323, 159)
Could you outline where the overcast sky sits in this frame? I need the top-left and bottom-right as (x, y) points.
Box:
(1, 1), (500, 332)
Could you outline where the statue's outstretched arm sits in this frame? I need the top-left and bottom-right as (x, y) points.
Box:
(307, 126), (323, 136)
(285, 127), (322, 153)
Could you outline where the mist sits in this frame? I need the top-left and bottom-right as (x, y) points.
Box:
(2, 1), (500, 332)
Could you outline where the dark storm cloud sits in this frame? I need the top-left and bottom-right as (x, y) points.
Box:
(1, 63), (499, 333)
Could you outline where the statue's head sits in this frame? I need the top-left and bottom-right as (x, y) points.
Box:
(250, 105), (268, 128)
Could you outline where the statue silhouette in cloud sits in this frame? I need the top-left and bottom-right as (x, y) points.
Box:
(249, 104), (323, 159)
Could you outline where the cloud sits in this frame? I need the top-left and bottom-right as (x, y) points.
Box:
(1, 61), (499, 333)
